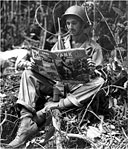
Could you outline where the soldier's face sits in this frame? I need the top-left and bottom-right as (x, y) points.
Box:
(66, 16), (84, 36)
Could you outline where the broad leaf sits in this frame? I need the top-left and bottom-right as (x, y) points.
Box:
(112, 7), (123, 16)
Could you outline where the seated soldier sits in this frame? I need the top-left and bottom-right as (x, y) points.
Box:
(8, 5), (104, 148)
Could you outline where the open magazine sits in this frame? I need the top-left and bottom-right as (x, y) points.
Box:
(31, 47), (89, 83)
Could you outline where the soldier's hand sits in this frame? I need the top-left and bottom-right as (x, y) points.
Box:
(87, 57), (96, 70)
(25, 61), (38, 71)
(44, 101), (59, 112)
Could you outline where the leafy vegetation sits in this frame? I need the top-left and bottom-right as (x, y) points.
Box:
(0, 0), (128, 148)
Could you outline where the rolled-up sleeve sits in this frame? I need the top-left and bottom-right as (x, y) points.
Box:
(92, 43), (103, 66)
(15, 50), (31, 70)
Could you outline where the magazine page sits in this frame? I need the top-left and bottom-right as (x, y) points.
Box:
(31, 47), (89, 83)
(52, 48), (89, 83)
(31, 47), (61, 81)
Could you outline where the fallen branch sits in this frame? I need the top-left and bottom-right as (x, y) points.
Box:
(2, 113), (18, 119)
(0, 111), (7, 126)
(61, 131), (98, 149)
(122, 127), (128, 139)
(34, 141), (46, 149)
(52, 109), (63, 149)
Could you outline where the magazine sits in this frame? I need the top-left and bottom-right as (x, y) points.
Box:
(31, 47), (89, 83)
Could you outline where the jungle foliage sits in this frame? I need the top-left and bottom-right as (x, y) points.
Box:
(0, 0), (128, 148)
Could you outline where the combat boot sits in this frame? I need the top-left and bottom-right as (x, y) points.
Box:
(7, 116), (38, 148)
(33, 110), (46, 128)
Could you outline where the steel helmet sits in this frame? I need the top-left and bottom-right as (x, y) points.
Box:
(62, 5), (88, 24)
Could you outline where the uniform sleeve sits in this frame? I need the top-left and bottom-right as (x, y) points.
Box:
(92, 43), (103, 66)
(51, 42), (59, 52)
(15, 50), (31, 70)
(51, 38), (65, 52)
(86, 40), (103, 67)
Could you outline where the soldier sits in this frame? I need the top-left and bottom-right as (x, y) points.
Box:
(8, 5), (104, 148)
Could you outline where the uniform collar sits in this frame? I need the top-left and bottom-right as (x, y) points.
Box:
(63, 34), (91, 49)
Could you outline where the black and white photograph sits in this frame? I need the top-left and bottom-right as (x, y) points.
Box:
(0, 0), (128, 148)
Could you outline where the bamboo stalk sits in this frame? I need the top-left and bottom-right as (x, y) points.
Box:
(27, 0), (30, 27)
(126, 1), (128, 61)
(52, 109), (63, 149)
(57, 17), (64, 50)
(15, 0), (19, 39)
(5, 0), (8, 40)
(126, 0), (128, 99)
(19, 0), (21, 25)
(109, 0), (113, 12)
(39, 5), (47, 50)
(11, 0), (13, 20)
(92, 0), (96, 40)
(3, 1), (6, 25)
(41, 15), (47, 50)
(6, 0), (9, 23)
(58, 17), (61, 50)
(16, 0), (18, 14)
